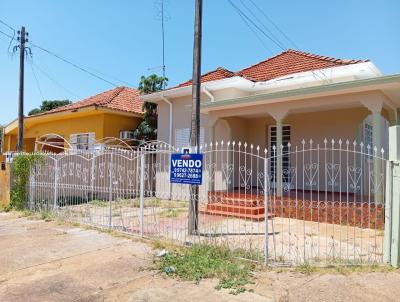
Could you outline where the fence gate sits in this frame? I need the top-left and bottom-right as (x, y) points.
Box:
(27, 139), (387, 266)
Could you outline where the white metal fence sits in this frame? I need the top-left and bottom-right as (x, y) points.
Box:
(26, 139), (387, 266)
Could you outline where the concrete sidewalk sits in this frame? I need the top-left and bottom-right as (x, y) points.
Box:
(0, 212), (399, 301)
(0, 212), (270, 302)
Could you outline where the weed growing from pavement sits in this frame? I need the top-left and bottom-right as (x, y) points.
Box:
(158, 208), (186, 218)
(0, 204), (12, 212)
(293, 262), (396, 275)
(156, 243), (255, 295)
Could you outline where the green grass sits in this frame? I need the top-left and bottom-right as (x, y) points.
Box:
(159, 208), (186, 218)
(156, 244), (255, 295)
(294, 262), (396, 275)
(89, 200), (109, 207)
(133, 198), (161, 208)
(39, 211), (54, 221)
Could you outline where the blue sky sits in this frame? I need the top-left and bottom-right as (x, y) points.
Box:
(0, 0), (399, 125)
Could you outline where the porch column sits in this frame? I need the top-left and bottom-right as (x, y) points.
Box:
(269, 108), (288, 197)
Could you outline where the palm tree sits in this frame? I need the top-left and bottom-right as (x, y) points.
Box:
(134, 74), (168, 141)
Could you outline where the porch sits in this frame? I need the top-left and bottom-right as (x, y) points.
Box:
(198, 90), (395, 222)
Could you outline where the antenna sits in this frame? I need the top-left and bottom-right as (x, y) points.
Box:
(161, 0), (165, 80)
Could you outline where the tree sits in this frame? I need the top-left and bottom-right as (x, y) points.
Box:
(134, 74), (168, 141)
(28, 100), (71, 116)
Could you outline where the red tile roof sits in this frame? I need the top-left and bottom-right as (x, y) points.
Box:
(236, 49), (368, 82)
(38, 86), (144, 116)
(176, 67), (235, 87)
(173, 49), (368, 87)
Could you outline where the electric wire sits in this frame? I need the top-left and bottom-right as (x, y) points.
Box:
(28, 41), (118, 87)
(29, 60), (45, 102)
(248, 0), (299, 49)
(32, 61), (80, 98)
(230, 5), (273, 55)
(0, 19), (132, 87)
(227, 0), (285, 51)
(238, 0), (286, 50)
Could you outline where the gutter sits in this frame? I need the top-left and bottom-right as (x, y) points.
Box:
(201, 74), (400, 112)
(161, 95), (173, 144)
(203, 86), (215, 102)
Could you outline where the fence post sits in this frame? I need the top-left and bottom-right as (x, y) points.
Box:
(53, 159), (58, 210)
(139, 150), (145, 237)
(108, 153), (113, 229)
(385, 125), (400, 267)
(384, 160), (393, 263)
(264, 158), (269, 266)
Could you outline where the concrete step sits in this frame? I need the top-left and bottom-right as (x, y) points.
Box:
(200, 207), (273, 221)
(206, 202), (265, 215)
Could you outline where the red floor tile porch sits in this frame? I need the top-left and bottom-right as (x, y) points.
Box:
(201, 190), (384, 229)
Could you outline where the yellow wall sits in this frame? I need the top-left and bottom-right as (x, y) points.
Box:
(0, 162), (10, 206)
(103, 113), (142, 138)
(3, 111), (142, 152)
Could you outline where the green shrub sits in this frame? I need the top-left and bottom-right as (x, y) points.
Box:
(10, 153), (44, 210)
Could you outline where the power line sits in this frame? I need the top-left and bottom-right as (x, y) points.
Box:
(248, 0), (299, 49)
(238, 0), (286, 50)
(32, 61), (80, 98)
(0, 19), (17, 53)
(0, 29), (14, 40)
(28, 41), (119, 87)
(227, 0), (285, 51)
(0, 19), (16, 32)
(230, 4), (273, 54)
(29, 61), (45, 102)
(1, 20), (134, 88)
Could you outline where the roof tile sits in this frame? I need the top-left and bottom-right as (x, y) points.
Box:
(176, 67), (235, 87)
(235, 49), (368, 82)
(173, 49), (368, 87)
(36, 86), (144, 116)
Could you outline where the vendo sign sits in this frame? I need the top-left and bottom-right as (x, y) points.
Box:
(170, 152), (203, 185)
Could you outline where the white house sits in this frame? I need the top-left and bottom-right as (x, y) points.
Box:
(142, 49), (400, 207)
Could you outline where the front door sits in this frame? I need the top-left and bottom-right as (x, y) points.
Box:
(268, 125), (291, 186)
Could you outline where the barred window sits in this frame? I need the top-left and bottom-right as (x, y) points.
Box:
(70, 132), (95, 151)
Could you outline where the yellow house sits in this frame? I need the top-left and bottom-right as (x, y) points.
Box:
(3, 86), (144, 153)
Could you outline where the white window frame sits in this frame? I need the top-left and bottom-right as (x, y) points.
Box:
(175, 127), (205, 151)
(70, 132), (95, 151)
(363, 122), (373, 159)
(267, 124), (291, 185)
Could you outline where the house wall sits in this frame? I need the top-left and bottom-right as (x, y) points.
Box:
(23, 114), (105, 141)
(3, 112), (143, 153)
(155, 90), (390, 196)
(103, 114), (142, 138)
(210, 107), (388, 192)
(157, 95), (210, 146)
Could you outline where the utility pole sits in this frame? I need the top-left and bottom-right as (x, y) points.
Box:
(16, 26), (26, 152)
(189, 0), (202, 235)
